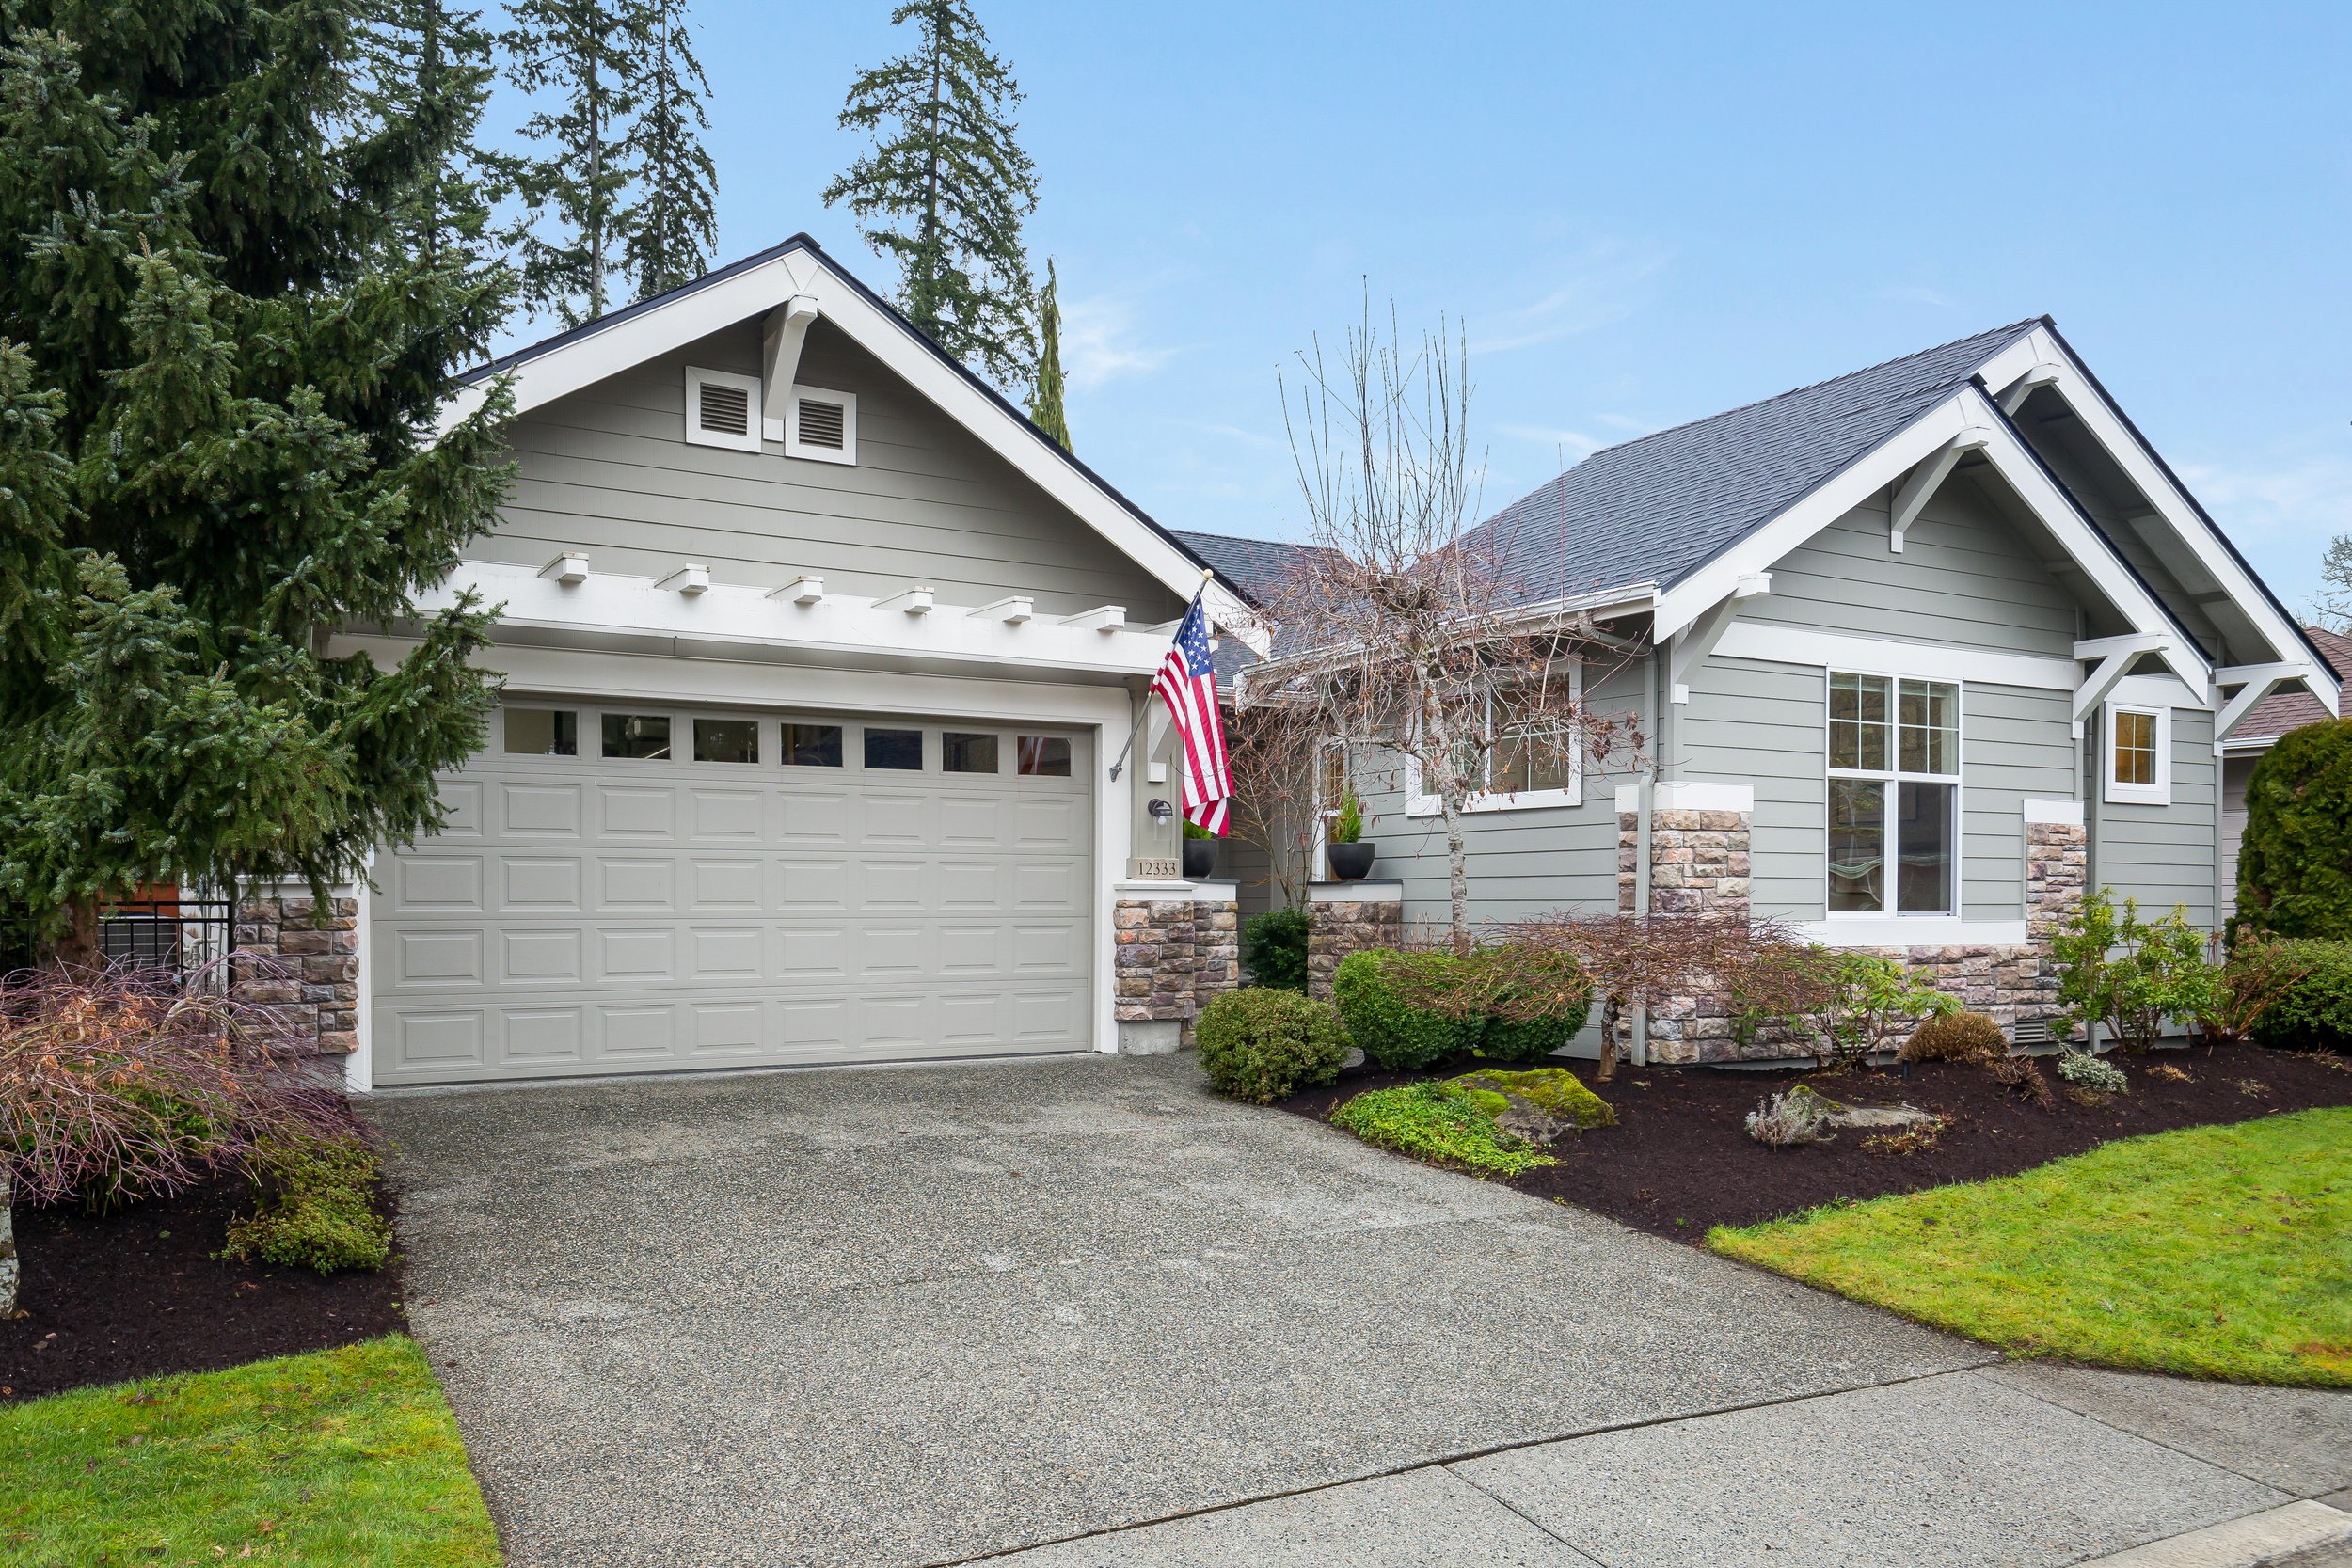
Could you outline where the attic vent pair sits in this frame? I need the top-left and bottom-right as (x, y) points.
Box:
(684, 365), (857, 465)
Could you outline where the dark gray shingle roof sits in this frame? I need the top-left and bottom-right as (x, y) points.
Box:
(1470, 319), (2045, 603)
(2233, 625), (2350, 745)
(1169, 529), (1333, 607)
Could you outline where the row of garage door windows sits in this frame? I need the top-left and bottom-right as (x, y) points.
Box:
(504, 708), (1075, 777)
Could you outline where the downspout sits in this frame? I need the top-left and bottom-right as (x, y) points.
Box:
(1630, 628), (1671, 1068)
(2084, 707), (2105, 1053)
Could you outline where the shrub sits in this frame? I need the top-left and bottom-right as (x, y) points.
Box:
(0, 961), (352, 1212)
(1240, 908), (1311, 992)
(220, 1132), (392, 1275)
(2052, 890), (2218, 1053)
(1330, 790), (1364, 846)
(2203, 933), (2314, 1044)
(2234, 719), (2352, 941)
(1900, 1010), (2007, 1064)
(1328, 1082), (1554, 1178)
(1193, 988), (1348, 1103)
(2249, 939), (2352, 1053)
(1745, 1088), (1834, 1148)
(1474, 968), (1594, 1063)
(1735, 946), (1958, 1066)
(1991, 1056), (2057, 1109)
(2056, 1049), (2128, 1096)
(1333, 949), (1481, 1070)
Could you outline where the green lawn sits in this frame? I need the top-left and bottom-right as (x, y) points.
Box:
(1708, 1107), (2352, 1386)
(0, 1336), (501, 1565)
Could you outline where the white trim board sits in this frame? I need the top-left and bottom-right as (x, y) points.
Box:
(1794, 917), (2028, 948)
(437, 240), (1215, 608)
(1711, 623), (2079, 691)
(1613, 781), (1755, 813)
(2022, 799), (2084, 827)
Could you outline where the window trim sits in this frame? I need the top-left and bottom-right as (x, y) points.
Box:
(2102, 700), (2172, 806)
(684, 366), (763, 452)
(1822, 669), (1963, 922)
(1403, 660), (1584, 816)
(784, 384), (858, 466)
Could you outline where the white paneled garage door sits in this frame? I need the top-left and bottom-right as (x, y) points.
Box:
(372, 702), (1093, 1085)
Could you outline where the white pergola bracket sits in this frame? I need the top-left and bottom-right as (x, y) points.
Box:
(768, 574), (825, 607)
(969, 594), (1035, 626)
(654, 564), (710, 595)
(874, 585), (934, 617)
(1888, 427), (1991, 553)
(759, 296), (821, 441)
(2213, 661), (2312, 745)
(1669, 572), (1770, 704)
(1061, 604), (1127, 634)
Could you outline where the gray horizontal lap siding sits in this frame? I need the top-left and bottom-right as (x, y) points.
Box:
(1358, 659), (1649, 930)
(479, 318), (1184, 622)
(2098, 706), (2218, 929)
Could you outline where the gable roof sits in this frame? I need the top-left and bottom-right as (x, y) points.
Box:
(445, 235), (1229, 606)
(1470, 320), (2043, 604)
(1169, 529), (1337, 607)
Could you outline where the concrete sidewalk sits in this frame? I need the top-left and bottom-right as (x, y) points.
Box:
(980, 1366), (2352, 1567)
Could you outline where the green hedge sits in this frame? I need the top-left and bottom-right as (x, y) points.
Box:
(2249, 939), (2352, 1053)
(1240, 908), (1310, 992)
(1475, 972), (1593, 1064)
(1194, 987), (1349, 1103)
(1332, 949), (1480, 1070)
(2235, 720), (2352, 942)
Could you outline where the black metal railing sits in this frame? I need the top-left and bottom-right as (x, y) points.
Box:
(97, 895), (237, 989)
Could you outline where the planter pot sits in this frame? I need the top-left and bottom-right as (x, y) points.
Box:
(1327, 841), (1376, 880)
(1182, 838), (1217, 880)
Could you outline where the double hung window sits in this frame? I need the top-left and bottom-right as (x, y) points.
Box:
(1827, 673), (1959, 916)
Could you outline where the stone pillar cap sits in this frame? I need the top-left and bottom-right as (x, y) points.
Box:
(1306, 880), (1404, 903)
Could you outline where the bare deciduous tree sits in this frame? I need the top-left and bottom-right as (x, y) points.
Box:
(1237, 298), (1639, 953)
(1222, 700), (1326, 910)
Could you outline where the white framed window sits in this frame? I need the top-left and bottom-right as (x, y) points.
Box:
(2103, 701), (2171, 806)
(1404, 662), (1584, 816)
(684, 366), (762, 452)
(785, 385), (857, 465)
(1826, 671), (1961, 918)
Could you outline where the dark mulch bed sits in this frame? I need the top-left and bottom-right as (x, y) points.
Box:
(0, 1176), (406, 1402)
(1277, 1042), (2352, 1241)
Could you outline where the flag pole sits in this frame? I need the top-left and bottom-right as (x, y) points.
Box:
(1108, 568), (1215, 781)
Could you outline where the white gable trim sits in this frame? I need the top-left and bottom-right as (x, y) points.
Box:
(1655, 386), (2208, 689)
(437, 243), (1214, 606)
(1982, 324), (2336, 714)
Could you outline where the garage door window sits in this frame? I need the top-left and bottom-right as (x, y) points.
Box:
(944, 732), (1000, 773)
(603, 714), (672, 760)
(1017, 736), (1072, 777)
(782, 722), (843, 767)
(865, 727), (923, 770)
(506, 709), (578, 756)
(693, 718), (759, 764)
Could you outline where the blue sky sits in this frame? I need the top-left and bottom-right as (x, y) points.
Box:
(498, 1), (2352, 606)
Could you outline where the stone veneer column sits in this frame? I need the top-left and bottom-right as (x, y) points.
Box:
(1306, 880), (1405, 1001)
(232, 887), (360, 1060)
(1617, 802), (1753, 916)
(1190, 880), (1242, 1026)
(1113, 882), (1197, 1054)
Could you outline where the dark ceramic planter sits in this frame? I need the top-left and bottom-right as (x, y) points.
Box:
(1182, 838), (1217, 880)
(1327, 841), (1376, 880)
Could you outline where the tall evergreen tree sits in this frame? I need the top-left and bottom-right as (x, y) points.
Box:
(504, 0), (640, 325)
(824, 0), (1040, 387)
(623, 0), (718, 301)
(358, 0), (509, 275)
(0, 1), (514, 959)
(1028, 257), (1071, 451)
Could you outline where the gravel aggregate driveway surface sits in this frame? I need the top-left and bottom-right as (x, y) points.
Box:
(371, 1053), (1986, 1568)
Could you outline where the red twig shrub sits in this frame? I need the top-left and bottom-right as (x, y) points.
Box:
(0, 960), (356, 1210)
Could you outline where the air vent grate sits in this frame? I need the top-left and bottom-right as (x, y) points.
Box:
(698, 383), (750, 436)
(2010, 1019), (2053, 1046)
(797, 398), (847, 449)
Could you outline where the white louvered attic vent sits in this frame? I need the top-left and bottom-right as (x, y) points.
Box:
(700, 383), (749, 436)
(796, 397), (846, 449)
(786, 384), (857, 466)
(684, 367), (761, 452)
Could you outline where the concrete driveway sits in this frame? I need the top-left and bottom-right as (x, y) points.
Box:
(369, 1054), (2344, 1568)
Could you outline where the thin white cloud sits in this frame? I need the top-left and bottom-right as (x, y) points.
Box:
(1872, 282), (1955, 309)
(1501, 423), (1605, 458)
(1471, 237), (1676, 356)
(1060, 293), (1177, 390)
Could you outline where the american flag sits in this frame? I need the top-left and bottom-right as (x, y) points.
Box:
(1152, 594), (1233, 835)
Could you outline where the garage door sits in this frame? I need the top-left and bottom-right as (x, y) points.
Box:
(371, 702), (1093, 1085)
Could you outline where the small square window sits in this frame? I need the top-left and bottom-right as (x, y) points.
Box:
(944, 732), (1000, 773)
(2114, 709), (2156, 786)
(602, 714), (672, 760)
(693, 718), (759, 764)
(1016, 736), (1072, 777)
(865, 728), (923, 770)
(782, 723), (843, 768)
(505, 709), (578, 756)
(2105, 704), (2169, 804)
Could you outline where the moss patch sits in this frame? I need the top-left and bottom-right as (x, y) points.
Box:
(1447, 1067), (1615, 1130)
(1329, 1082), (1556, 1178)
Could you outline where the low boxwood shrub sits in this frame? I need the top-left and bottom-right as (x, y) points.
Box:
(2055, 1049), (2128, 1097)
(1332, 949), (1481, 1070)
(220, 1132), (393, 1275)
(2249, 939), (2352, 1053)
(1473, 971), (1594, 1064)
(1900, 1010), (2007, 1064)
(1193, 987), (1348, 1103)
(1240, 908), (1310, 992)
(1328, 1082), (1554, 1178)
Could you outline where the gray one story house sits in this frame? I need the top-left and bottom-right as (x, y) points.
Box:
(1198, 319), (2335, 1060)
